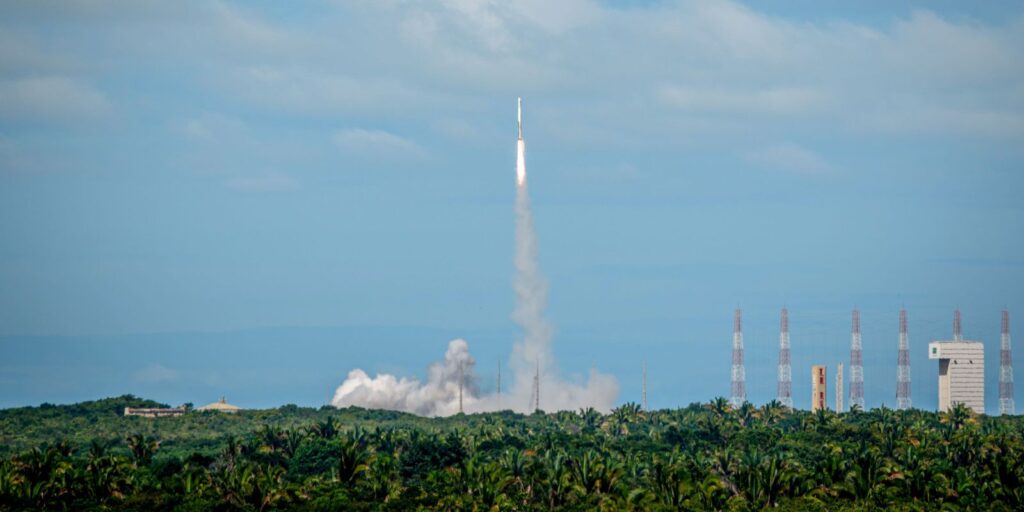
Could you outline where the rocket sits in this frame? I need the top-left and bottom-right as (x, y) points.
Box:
(515, 97), (526, 186)
(517, 97), (523, 140)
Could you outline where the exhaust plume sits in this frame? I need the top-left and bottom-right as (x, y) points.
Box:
(331, 98), (618, 416)
(332, 339), (476, 416)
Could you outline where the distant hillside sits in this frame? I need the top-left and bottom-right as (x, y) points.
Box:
(0, 395), (446, 457)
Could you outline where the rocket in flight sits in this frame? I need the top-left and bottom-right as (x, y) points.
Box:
(517, 97), (523, 140)
(515, 98), (526, 186)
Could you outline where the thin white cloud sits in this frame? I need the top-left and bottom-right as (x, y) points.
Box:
(0, 77), (110, 121)
(333, 128), (426, 160)
(1, 0), (1022, 147)
(179, 113), (247, 144)
(133, 363), (178, 384)
(659, 85), (830, 116)
(749, 143), (832, 174)
(864, 105), (1024, 140)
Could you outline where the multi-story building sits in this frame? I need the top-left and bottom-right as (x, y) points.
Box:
(811, 365), (827, 412)
(928, 341), (984, 413)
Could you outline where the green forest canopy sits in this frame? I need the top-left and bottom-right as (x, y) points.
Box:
(0, 395), (1022, 510)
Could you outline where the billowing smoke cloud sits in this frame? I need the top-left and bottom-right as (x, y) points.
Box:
(332, 338), (476, 416)
(332, 101), (618, 415)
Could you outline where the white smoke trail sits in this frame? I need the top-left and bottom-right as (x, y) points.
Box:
(507, 132), (617, 413)
(331, 99), (618, 416)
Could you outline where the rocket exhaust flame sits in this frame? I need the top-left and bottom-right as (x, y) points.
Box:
(330, 97), (617, 416)
(516, 140), (526, 187)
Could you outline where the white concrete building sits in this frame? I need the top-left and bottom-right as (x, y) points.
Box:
(928, 341), (985, 413)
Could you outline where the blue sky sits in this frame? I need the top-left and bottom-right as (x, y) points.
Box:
(1, 1), (1022, 412)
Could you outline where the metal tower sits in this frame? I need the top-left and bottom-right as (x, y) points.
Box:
(836, 363), (844, 413)
(777, 308), (793, 408)
(954, 308), (963, 341)
(850, 309), (865, 410)
(730, 308), (746, 408)
(458, 363), (464, 414)
(532, 359), (540, 412)
(1001, 310), (1015, 415)
(897, 308), (911, 410)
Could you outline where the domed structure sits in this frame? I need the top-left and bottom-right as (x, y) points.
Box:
(196, 396), (241, 413)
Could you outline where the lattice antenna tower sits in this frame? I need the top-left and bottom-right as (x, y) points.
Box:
(730, 308), (746, 408)
(777, 308), (793, 408)
(533, 358), (540, 412)
(897, 308), (911, 410)
(458, 362), (464, 414)
(1001, 310), (1015, 415)
(954, 308), (963, 341)
(849, 309), (865, 410)
(836, 363), (844, 413)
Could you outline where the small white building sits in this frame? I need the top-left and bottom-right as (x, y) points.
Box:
(196, 397), (241, 413)
(928, 341), (984, 413)
(124, 407), (185, 418)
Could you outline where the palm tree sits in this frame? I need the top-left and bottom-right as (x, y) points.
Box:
(125, 434), (158, 467)
(736, 402), (756, 428)
(940, 402), (975, 432)
(648, 452), (693, 508)
(538, 450), (577, 509)
(707, 397), (732, 420)
(307, 416), (339, 439)
(578, 407), (602, 431)
(842, 441), (896, 504)
(760, 400), (786, 426)
(336, 435), (372, 483)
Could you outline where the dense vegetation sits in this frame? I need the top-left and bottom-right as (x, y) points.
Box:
(1, 396), (1022, 510)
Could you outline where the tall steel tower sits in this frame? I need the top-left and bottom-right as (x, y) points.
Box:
(897, 308), (911, 410)
(836, 363), (844, 413)
(731, 308), (746, 408)
(954, 308), (963, 341)
(533, 359), (540, 412)
(458, 362), (464, 414)
(777, 308), (793, 408)
(1001, 310), (1015, 415)
(850, 309), (865, 410)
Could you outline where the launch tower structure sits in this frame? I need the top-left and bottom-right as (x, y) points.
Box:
(954, 308), (963, 341)
(1001, 310), (1015, 415)
(777, 308), (793, 408)
(897, 308), (912, 410)
(850, 310), (865, 410)
(731, 309), (746, 408)
(532, 359), (540, 412)
(836, 363), (844, 413)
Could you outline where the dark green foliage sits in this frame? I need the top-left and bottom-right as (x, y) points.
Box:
(0, 396), (1023, 510)
(288, 438), (341, 479)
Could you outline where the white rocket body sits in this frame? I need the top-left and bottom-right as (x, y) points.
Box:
(517, 97), (523, 140)
(515, 97), (526, 186)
